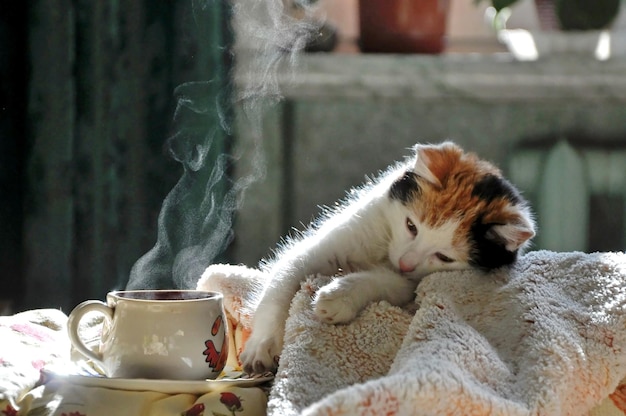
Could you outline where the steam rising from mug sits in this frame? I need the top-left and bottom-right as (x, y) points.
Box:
(126, 0), (319, 290)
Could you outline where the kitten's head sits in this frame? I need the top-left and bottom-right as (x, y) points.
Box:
(386, 141), (535, 280)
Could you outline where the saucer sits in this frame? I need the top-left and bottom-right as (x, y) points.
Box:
(42, 367), (274, 395)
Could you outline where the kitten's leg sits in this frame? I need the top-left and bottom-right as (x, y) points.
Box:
(239, 266), (306, 374)
(239, 301), (287, 373)
(314, 268), (417, 324)
(240, 197), (389, 373)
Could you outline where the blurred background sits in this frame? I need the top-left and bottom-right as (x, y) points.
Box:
(2, 0), (626, 313)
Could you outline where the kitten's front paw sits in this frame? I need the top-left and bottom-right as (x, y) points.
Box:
(240, 330), (282, 374)
(313, 282), (358, 324)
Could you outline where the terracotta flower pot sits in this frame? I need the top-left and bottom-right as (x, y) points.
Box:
(534, 0), (560, 30)
(358, 0), (450, 54)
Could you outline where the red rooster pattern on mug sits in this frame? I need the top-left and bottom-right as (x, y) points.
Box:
(202, 315), (228, 373)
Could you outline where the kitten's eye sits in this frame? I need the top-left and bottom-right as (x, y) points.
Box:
(406, 218), (418, 237)
(435, 252), (455, 263)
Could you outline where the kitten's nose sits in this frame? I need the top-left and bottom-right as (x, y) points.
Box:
(399, 259), (416, 273)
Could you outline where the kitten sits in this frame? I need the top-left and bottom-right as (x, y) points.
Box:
(214, 142), (535, 374)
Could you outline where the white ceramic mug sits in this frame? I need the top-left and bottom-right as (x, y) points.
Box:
(67, 290), (228, 380)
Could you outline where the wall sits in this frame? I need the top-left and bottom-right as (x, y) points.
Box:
(231, 54), (626, 266)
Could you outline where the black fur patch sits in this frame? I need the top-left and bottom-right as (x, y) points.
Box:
(389, 171), (420, 203)
(472, 174), (521, 204)
(469, 216), (518, 270)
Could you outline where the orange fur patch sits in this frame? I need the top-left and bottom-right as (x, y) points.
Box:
(409, 146), (518, 259)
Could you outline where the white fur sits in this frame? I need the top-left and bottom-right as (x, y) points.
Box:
(236, 143), (535, 374)
(240, 161), (467, 373)
(491, 204), (536, 252)
(386, 205), (469, 278)
(314, 267), (417, 324)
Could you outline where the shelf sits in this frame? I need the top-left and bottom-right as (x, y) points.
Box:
(236, 52), (626, 102)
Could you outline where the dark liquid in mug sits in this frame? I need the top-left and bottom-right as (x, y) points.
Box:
(115, 290), (216, 301)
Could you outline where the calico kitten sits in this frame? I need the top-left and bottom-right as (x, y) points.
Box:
(222, 142), (535, 373)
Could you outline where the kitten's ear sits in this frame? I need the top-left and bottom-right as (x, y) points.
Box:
(412, 142), (463, 188)
(486, 208), (536, 252)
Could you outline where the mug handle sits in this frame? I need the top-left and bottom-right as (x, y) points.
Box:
(67, 300), (113, 370)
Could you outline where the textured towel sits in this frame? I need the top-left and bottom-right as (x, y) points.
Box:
(0, 309), (70, 415)
(201, 250), (626, 416)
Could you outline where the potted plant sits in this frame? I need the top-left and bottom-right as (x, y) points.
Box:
(358, 0), (451, 54)
(477, 0), (622, 59)
(477, 0), (621, 31)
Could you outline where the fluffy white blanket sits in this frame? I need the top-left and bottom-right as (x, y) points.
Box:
(200, 250), (626, 416)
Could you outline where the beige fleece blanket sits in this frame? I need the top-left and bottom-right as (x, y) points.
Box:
(200, 250), (626, 416)
(0, 307), (268, 416)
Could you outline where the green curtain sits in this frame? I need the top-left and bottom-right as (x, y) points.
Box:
(19, 0), (234, 311)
